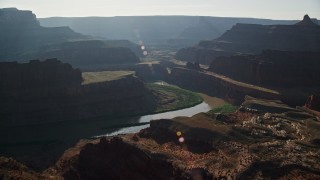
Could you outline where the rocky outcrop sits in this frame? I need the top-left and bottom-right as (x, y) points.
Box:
(0, 8), (39, 28)
(0, 8), (86, 61)
(169, 66), (320, 106)
(2, 96), (320, 179)
(209, 50), (320, 87)
(175, 15), (320, 64)
(55, 137), (189, 180)
(305, 95), (320, 111)
(37, 40), (143, 67)
(0, 157), (48, 179)
(209, 14), (320, 53)
(58, 97), (320, 179)
(169, 67), (280, 104)
(0, 59), (82, 98)
(0, 59), (157, 126)
(295, 14), (319, 26)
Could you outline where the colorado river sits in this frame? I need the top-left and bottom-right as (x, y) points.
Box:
(97, 93), (225, 137)
(0, 91), (225, 170)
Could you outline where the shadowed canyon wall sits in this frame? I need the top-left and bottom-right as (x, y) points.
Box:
(209, 50), (320, 87)
(0, 59), (156, 126)
(175, 15), (320, 64)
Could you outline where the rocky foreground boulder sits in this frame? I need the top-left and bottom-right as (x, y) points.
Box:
(0, 8), (86, 61)
(47, 97), (320, 179)
(0, 59), (82, 98)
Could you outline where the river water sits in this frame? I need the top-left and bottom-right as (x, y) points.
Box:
(97, 93), (225, 137)
(0, 90), (225, 170)
(99, 102), (211, 137)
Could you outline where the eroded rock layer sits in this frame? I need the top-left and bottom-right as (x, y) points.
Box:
(4, 96), (318, 179)
(209, 50), (320, 87)
(0, 59), (156, 126)
(175, 15), (320, 64)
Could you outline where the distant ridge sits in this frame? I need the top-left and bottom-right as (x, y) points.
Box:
(295, 14), (319, 26)
(0, 8), (87, 61)
(175, 15), (320, 64)
(39, 15), (317, 47)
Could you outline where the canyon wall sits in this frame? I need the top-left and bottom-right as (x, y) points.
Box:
(0, 59), (82, 99)
(175, 15), (320, 64)
(169, 66), (318, 106)
(0, 59), (156, 126)
(209, 50), (320, 87)
(169, 67), (280, 105)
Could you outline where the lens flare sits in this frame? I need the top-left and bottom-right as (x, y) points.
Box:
(143, 51), (148, 56)
(176, 131), (182, 136)
(141, 45), (145, 50)
(179, 137), (185, 143)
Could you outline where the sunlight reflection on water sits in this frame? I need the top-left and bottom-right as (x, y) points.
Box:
(96, 102), (211, 137)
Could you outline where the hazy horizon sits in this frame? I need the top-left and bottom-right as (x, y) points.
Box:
(1, 0), (319, 20)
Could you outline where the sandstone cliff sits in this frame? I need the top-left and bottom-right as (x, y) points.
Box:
(50, 97), (320, 179)
(209, 50), (320, 87)
(37, 40), (142, 67)
(169, 66), (320, 106)
(175, 15), (320, 64)
(0, 8), (86, 61)
(3, 96), (318, 179)
(0, 59), (82, 99)
(0, 59), (156, 126)
(169, 67), (280, 105)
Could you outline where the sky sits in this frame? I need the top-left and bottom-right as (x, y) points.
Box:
(0, 0), (319, 20)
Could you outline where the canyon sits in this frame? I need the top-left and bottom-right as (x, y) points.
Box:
(175, 15), (320, 65)
(1, 96), (320, 179)
(0, 8), (144, 68)
(1, 6), (320, 180)
(208, 50), (320, 87)
(0, 59), (157, 126)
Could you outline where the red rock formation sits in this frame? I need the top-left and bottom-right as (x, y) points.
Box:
(169, 67), (280, 105)
(305, 95), (320, 111)
(1, 97), (320, 179)
(58, 137), (190, 180)
(0, 8), (85, 61)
